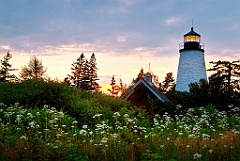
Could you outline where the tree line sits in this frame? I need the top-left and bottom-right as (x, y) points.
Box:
(0, 51), (100, 91)
(1, 51), (240, 110)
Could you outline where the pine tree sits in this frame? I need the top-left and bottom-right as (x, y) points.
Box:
(19, 56), (46, 79)
(0, 51), (18, 82)
(70, 53), (100, 91)
(208, 60), (240, 95)
(108, 75), (120, 97)
(132, 67), (145, 84)
(71, 53), (86, 88)
(89, 53), (100, 91)
(161, 72), (175, 93)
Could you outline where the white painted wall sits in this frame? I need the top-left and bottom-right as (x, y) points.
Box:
(176, 50), (207, 92)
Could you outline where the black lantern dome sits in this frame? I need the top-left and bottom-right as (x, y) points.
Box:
(179, 27), (204, 52)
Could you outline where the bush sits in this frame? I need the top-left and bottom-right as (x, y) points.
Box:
(0, 79), (141, 127)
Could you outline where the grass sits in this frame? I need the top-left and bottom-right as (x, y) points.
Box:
(0, 80), (239, 160)
(0, 102), (239, 161)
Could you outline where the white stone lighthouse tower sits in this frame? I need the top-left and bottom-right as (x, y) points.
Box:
(176, 27), (207, 92)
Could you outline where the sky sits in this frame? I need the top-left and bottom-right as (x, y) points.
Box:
(1, 0), (240, 89)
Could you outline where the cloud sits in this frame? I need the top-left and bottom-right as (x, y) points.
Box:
(117, 0), (138, 6)
(0, 45), (13, 51)
(164, 17), (181, 25)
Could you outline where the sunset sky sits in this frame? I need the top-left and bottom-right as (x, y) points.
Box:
(1, 0), (240, 88)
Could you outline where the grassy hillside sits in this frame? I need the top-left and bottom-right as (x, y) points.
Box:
(0, 79), (239, 160)
(0, 79), (146, 127)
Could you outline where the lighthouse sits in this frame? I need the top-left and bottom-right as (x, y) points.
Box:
(176, 27), (207, 92)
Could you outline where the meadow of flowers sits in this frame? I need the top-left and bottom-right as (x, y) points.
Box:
(0, 102), (239, 161)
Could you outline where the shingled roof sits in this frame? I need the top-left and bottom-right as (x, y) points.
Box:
(124, 78), (169, 103)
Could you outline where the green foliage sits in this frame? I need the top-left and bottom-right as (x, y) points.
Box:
(0, 79), (136, 126)
(0, 103), (239, 161)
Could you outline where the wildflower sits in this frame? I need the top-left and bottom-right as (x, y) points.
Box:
(8, 106), (14, 110)
(113, 112), (120, 117)
(123, 114), (129, 118)
(186, 145), (190, 148)
(193, 153), (202, 160)
(20, 109), (27, 114)
(79, 129), (87, 136)
(82, 125), (88, 129)
(15, 115), (23, 123)
(234, 131), (240, 135)
(100, 137), (108, 143)
(0, 102), (5, 107)
(93, 113), (102, 118)
(49, 120), (55, 124)
(58, 111), (64, 118)
(208, 149), (213, 154)
(188, 134), (195, 138)
(202, 133), (210, 139)
(56, 133), (61, 138)
(72, 120), (78, 124)
(29, 121), (36, 128)
(89, 131), (93, 135)
(176, 104), (182, 109)
(62, 125), (67, 128)
(43, 105), (49, 109)
(27, 113), (34, 118)
(20, 135), (27, 140)
(111, 133), (118, 138)
(126, 118), (134, 123)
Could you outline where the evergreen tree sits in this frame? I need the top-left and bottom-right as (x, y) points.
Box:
(89, 53), (100, 91)
(19, 56), (46, 79)
(208, 60), (240, 95)
(161, 72), (175, 93)
(70, 53), (99, 91)
(108, 75), (120, 97)
(0, 51), (18, 82)
(132, 67), (145, 84)
(71, 53), (86, 88)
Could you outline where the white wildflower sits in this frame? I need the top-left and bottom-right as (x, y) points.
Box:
(93, 113), (102, 118)
(72, 120), (78, 124)
(20, 135), (27, 140)
(111, 133), (118, 138)
(79, 129), (87, 136)
(29, 121), (36, 128)
(113, 112), (120, 117)
(193, 153), (202, 160)
(100, 137), (108, 143)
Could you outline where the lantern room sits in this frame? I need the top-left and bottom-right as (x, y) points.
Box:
(179, 27), (204, 52)
(184, 27), (200, 43)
